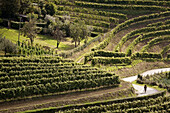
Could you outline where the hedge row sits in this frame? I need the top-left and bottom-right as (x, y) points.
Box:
(0, 72), (114, 89)
(56, 12), (112, 29)
(60, 97), (169, 113)
(56, 5), (127, 19)
(75, 1), (169, 11)
(141, 36), (170, 52)
(23, 91), (166, 113)
(91, 57), (131, 66)
(0, 56), (73, 64)
(0, 69), (100, 79)
(167, 54), (170, 59)
(76, 0), (170, 6)
(84, 51), (126, 64)
(2, 67), (97, 77)
(0, 70), (103, 81)
(0, 62), (82, 68)
(59, 15), (111, 28)
(0, 64), (92, 73)
(131, 52), (162, 59)
(147, 19), (170, 27)
(82, 18), (111, 28)
(92, 26), (108, 33)
(92, 11), (170, 51)
(56, 10), (118, 23)
(115, 24), (170, 52)
(126, 30), (170, 55)
(54, 0), (74, 5)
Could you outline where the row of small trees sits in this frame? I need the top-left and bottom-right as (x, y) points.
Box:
(47, 15), (93, 48)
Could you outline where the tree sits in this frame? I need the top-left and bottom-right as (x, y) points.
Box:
(70, 22), (81, 47)
(0, 10), (2, 23)
(0, 35), (17, 55)
(1, 0), (20, 18)
(70, 20), (92, 46)
(45, 2), (55, 16)
(47, 17), (66, 48)
(19, 0), (31, 14)
(79, 20), (93, 44)
(62, 16), (71, 37)
(53, 28), (64, 48)
(1, 0), (21, 28)
(21, 17), (38, 46)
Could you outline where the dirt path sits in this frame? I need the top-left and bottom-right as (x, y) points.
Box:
(122, 68), (170, 96)
(77, 56), (84, 63)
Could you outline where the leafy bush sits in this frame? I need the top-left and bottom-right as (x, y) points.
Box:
(131, 52), (162, 59)
(91, 57), (131, 66)
(0, 35), (17, 55)
(84, 51), (126, 64)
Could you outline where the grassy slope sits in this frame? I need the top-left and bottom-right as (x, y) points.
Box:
(0, 27), (75, 51)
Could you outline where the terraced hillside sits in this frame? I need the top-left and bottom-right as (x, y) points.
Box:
(74, 0), (170, 66)
(55, 0), (170, 60)
(0, 0), (170, 113)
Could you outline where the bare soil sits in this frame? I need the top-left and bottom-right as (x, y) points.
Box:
(147, 41), (170, 54)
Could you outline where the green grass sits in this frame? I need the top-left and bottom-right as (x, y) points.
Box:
(0, 27), (75, 51)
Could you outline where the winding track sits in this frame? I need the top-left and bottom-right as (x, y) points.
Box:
(122, 68), (170, 96)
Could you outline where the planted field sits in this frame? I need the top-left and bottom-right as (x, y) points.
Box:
(0, 0), (170, 112)
(0, 56), (120, 101)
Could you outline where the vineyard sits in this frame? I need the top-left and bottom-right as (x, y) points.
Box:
(0, 0), (170, 112)
(25, 91), (168, 113)
(0, 56), (120, 101)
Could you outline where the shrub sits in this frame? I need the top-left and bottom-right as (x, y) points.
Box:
(131, 52), (162, 59)
(92, 57), (131, 66)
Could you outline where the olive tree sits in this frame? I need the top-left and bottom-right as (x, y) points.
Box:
(70, 22), (81, 47)
(21, 16), (38, 46)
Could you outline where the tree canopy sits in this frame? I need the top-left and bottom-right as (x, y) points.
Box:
(21, 17), (38, 46)
(1, 0), (21, 18)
